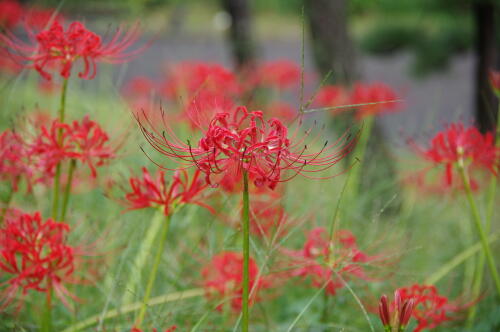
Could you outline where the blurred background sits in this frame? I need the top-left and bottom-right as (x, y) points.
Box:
(14, 0), (498, 142)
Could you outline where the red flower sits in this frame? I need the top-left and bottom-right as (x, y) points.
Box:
(378, 289), (414, 332)
(124, 167), (213, 216)
(161, 61), (240, 99)
(31, 116), (114, 179)
(313, 85), (348, 110)
(249, 60), (301, 91)
(139, 106), (356, 190)
(412, 123), (499, 188)
(398, 284), (467, 332)
(0, 211), (76, 309)
(1, 20), (142, 80)
(201, 251), (268, 311)
(350, 82), (401, 119)
(0, 0), (22, 28)
(489, 69), (500, 96)
(284, 227), (374, 295)
(130, 326), (177, 332)
(0, 130), (32, 191)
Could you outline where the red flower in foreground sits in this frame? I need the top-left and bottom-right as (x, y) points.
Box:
(378, 289), (414, 332)
(412, 123), (499, 188)
(31, 115), (114, 178)
(0, 130), (32, 191)
(284, 227), (375, 295)
(0, 0), (22, 28)
(398, 284), (468, 332)
(130, 326), (177, 332)
(139, 106), (356, 190)
(202, 251), (268, 311)
(124, 167), (213, 216)
(0, 211), (76, 309)
(350, 82), (400, 119)
(1, 20), (143, 80)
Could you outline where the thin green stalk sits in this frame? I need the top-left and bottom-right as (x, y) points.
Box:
(59, 159), (76, 221)
(457, 161), (500, 296)
(242, 171), (250, 332)
(51, 78), (69, 220)
(135, 214), (171, 328)
(41, 285), (53, 332)
(347, 115), (374, 203)
(0, 182), (15, 224)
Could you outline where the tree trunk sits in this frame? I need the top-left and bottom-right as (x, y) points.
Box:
(221, 0), (256, 70)
(304, 0), (357, 84)
(474, 1), (498, 134)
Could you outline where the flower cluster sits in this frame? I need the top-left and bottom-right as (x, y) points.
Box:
(1, 20), (142, 80)
(314, 82), (400, 119)
(202, 251), (268, 311)
(0, 211), (76, 309)
(411, 123), (499, 191)
(398, 284), (467, 332)
(139, 106), (356, 190)
(284, 227), (374, 295)
(31, 115), (114, 178)
(124, 167), (213, 216)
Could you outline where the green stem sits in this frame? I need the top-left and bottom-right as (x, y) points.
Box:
(59, 159), (76, 221)
(242, 171), (250, 332)
(347, 115), (374, 203)
(457, 162), (500, 296)
(41, 285), (53, 332)
(0, 182), (15, 224)
(135, 214), (171, 328)
(51, 78), (69, 220)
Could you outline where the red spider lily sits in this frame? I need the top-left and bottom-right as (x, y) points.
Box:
(398, 284), (469, 332)
(0, 211), (77, 310)
(378, 289), (414, 332)
(161, 61), (241, 99)
(124, 167), (214, 216)
(0, 129), (33, 191)
(411, 123), (499, 188)
(350, 82), (401, 119)
(313, 85), (348, 109)
(283, 227), (375, 296)
(0, 0), (22, 29)
(138, 106), (356, 190)
(201, 251), (269, 311)
(183, 90), (236, 130)
(248, 60), (301, 91)
(1, 20), (143, 80)
(489, 69), (500, 96)
(30, 116), (114, 178)
(130, 326), (177, 332)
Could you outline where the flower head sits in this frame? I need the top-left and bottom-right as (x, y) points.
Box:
(30, 115), (114, 179)
(139, 106), (356, 190)
(1, 20), (143, 80)
(0, 211), (76, 309)
(124, 167), (213, 216)
(201, 251), (268, 311)
(284, 227), (374, 295)
(350, 82), (400, 119)
(412, 123), (499, 188)
(378, 289), (414, 332)
(397, 284), (468, 332)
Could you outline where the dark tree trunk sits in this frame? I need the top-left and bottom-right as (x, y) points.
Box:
(474, 1), (498, 133)
(221, 0), (256, 70)
(304, 0), (357, 84)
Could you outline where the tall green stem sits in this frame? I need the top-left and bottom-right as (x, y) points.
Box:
(135, 214), (171, 328)
(41, 285), (53, 332)
(457, 161), (500, 296)
(51, 78), (69, 220)
(242, 171), (250, 332)
(60, 159), (76, 221)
